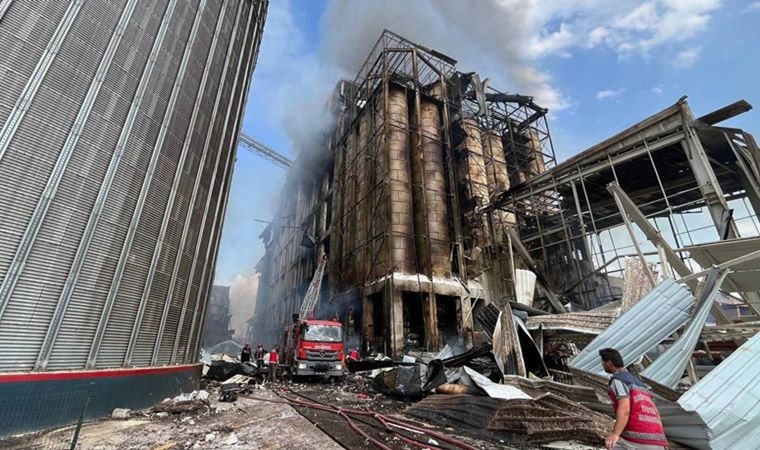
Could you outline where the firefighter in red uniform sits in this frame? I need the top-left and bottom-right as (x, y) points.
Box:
(268, 347), (279, 382)
(599, 348), (668, 450)
(347, 348), (359, 362)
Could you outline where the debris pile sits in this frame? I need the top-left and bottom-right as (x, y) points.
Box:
(408, 393), (612, 445)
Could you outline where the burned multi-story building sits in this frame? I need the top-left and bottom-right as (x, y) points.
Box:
(252, 31), (557, 355)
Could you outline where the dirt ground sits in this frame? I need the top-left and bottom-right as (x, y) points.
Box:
(7, 388), (344, 450)
(5, 376), (605, 450)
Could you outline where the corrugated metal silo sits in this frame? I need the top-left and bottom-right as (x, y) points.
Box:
(0, 0), (267, 376)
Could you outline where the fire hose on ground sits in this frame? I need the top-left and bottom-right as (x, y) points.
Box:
(241, 392), (478, 450)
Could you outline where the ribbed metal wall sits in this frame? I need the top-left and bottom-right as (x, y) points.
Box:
(0, 0), (268, 372)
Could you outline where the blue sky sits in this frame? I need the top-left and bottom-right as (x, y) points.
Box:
(214, 0), (760, 315)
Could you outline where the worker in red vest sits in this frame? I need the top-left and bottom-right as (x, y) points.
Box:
(347, 348), (359, 362)
(268, 347), (279, 382)
(599, 348), (668, 449)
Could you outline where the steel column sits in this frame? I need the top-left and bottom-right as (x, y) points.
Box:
(678, 101), (739, 238)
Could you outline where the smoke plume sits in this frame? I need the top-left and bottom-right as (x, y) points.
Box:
(228, 273), (259, 341)
(258, 0), (568, 158)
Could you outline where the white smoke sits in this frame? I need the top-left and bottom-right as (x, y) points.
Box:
(320, 0), (567, 110)
(258, 0), (569, 159)
(257, 0), (723, 157)
(228, 273), (259, 341)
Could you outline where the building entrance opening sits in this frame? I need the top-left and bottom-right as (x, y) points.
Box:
(402, 292), (426, 350)
(436, 295), (459, 345)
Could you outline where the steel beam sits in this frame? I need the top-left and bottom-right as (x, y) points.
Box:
(678, 101), (739, 238)
(606, 182), (731, 324)
(238, 133), (292, 168)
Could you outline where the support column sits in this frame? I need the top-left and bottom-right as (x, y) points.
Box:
(387, 281), (404, 357)
(679, 100), (739, 238)
(423, 294), (439, 351)
(362, 296), (374, 354)
(457, 295), (474, 348)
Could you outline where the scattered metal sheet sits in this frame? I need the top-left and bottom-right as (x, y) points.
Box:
(406, 393), (612, 445)
(493, 307), (526, 376)
(669, 331), (760, 450)
(687, 236), (760, 292)
(658, 403), (711, 449)
(490, 393), (613, 444)
(526, 308), (620, 334)
(502, 375), (597, 403)
(373, 365), (425, 398)
(474, 302), (500, 335)
(514, 269), (537, 307)
(514, 316), (549, 377)
(406, 394), (511, 440)
(570, 279), (696, 376)
(642, 270), (728, 388)
(463, 366), (531, 400)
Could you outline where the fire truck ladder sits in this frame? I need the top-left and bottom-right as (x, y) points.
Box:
(299, 254), (328, 319)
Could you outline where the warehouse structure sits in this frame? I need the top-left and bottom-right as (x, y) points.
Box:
(0, 0), (267, 434)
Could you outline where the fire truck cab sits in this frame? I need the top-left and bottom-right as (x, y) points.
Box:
(283, 318), (344, 378)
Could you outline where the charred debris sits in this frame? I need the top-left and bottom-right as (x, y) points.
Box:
(248, 30), (760, 449)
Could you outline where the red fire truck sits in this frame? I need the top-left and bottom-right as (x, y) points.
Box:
(282, 254), (345, 378)
(283, 318), (344, 378)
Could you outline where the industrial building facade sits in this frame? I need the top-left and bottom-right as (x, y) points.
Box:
(0, 0), (266, 377)
(252, 31), (760, 358)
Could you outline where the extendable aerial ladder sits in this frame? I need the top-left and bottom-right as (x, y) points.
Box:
(299, 254), (328, 319)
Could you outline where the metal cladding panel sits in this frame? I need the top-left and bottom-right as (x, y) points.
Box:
(570, 279), (696, 375)
(673, 331), (760, 450)
(641, 272), (725, 388)
(687, 237), (760, 292)
(0, 2), (69, 129)
(176, 8), (246, 361)
(0, 0), (267, 372)
(95, 0), (200, 369)
(132, 0), (219, 366)
(195, 0), (258, 358)
(0, 0), (125, 372)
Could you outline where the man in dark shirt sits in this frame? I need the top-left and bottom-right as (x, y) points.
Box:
(240, 342), (251, 363)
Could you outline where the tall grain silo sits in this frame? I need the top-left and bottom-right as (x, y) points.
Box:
(0, 0), (268, 434)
